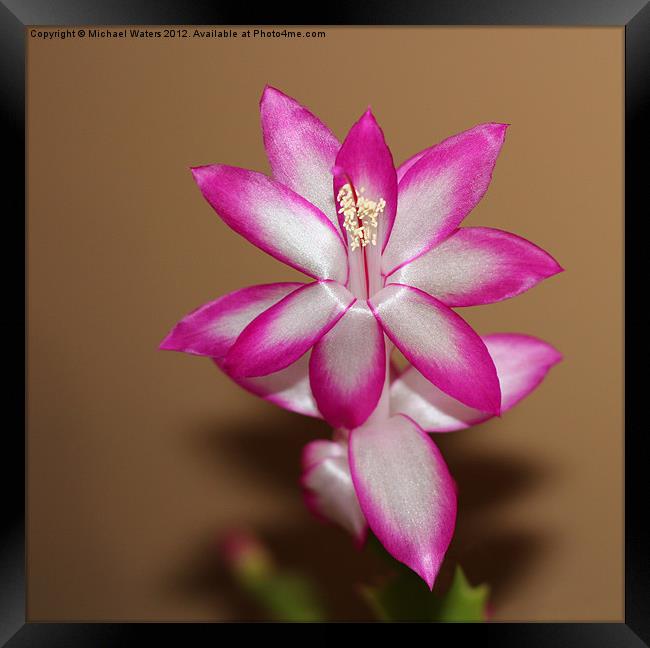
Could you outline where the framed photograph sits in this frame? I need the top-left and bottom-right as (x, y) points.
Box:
(6, 0), (648, 642)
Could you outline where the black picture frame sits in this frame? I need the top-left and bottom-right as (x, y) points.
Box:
(6, 0), (648, 643)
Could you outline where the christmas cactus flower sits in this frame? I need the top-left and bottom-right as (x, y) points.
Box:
(161, 87), (562, 588)
(300, 333), (562, 571)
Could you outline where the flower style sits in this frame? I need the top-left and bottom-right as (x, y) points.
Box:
(161, 87), (562, 588)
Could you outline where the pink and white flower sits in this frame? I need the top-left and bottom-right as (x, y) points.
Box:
(300, 332), (561, 587)
(161, 87), (562, 588)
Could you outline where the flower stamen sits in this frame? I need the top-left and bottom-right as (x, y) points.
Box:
(337, 183), (386, 252)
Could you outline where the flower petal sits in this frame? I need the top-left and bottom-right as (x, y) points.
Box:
(396, 148), (428, 183)
(310, 302), (386, 429)
(215, 352), (321, 418)
(390, 333), (562, 432)
(260, 86), (340, 228)
(333, 109), (398, 252)
(369, 284), (500, 414)
(349, 415), (456, 588)
(302, 438), (346, 470)
(383, 123), (508, 275)
(301, 440), (367, 542)
(191, 165), (347, 282)
(224, 281), (355, 378)
(484, 333), (563, 411)
(388, 227), (562, 306)
(159, 282), (302, 358)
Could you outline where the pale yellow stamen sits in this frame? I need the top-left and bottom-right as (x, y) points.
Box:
(336, 183), (386, 251)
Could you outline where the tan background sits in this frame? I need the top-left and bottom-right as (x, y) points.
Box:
(27, 27), (623, 621)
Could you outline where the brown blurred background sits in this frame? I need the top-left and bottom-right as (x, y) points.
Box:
(27, 27), (623, 621)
